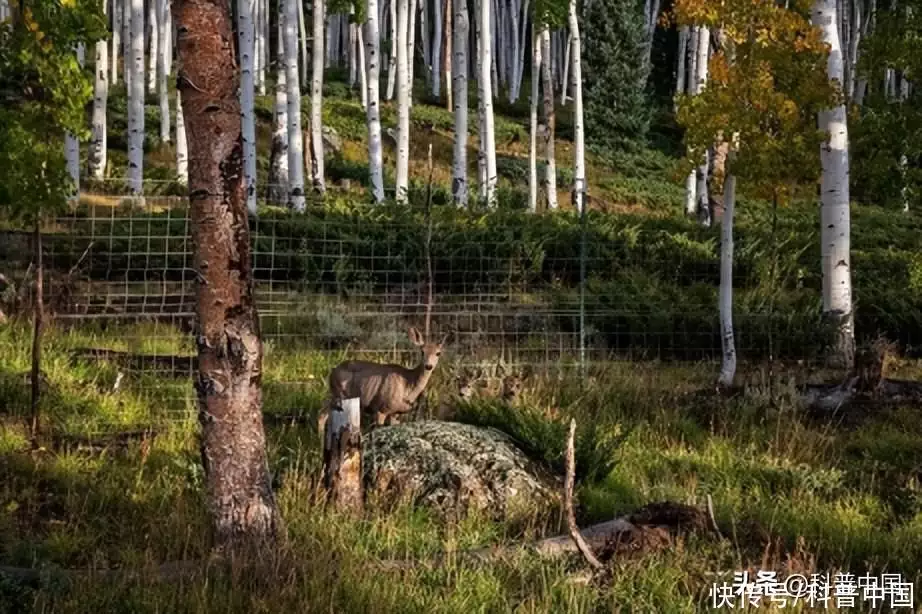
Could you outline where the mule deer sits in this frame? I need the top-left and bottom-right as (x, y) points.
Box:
(325, 327), (448, 428)
(435, 367), (481, 420)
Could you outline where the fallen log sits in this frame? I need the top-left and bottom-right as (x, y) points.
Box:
(800, 377), (922, 412)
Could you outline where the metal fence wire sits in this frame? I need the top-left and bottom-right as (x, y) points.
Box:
(0, 181), (814, 424)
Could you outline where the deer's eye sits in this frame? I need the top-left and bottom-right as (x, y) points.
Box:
(436, 351), (442, 357)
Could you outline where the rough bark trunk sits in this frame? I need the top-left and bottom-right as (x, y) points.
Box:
(175, 0), (283, 548)
(128, 0), (145, 198)
(366, 0), (386, 202)
(311, 0), (326, 192)
(269, 4), (290, 204)
(285, 0), (306, 210)
(90, 10), (110, 181)
(540, 27), (557, 210)
(813, 0), (855, 371)
(479, 0), (497, 206)
(238, 0), (258, 213)
(718, 172), (736, 388)
(451, 0), (468, 206)
(176, 90), (188, 184)
(528, 24), (540, 213)
(568, 0), (585, 213)
(322, 397), (364, 514)
(396, 0), (411, 201)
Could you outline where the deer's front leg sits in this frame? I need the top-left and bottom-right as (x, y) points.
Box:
(375, 411), (388, 426)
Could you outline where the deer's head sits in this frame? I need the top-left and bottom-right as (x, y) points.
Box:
(409, 327), (448, 373)
(456, 367), (483, 401)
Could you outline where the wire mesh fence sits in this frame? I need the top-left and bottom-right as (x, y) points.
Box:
(0, 180), (835, 430)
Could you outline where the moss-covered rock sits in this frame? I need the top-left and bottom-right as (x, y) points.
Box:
(362, 421), (560, 520)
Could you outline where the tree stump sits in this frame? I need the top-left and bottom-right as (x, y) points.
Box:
(322, 397), (363, 514)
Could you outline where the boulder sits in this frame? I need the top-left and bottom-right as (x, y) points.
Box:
(362, 421), (560, 520)
(322, 126), (343, 156)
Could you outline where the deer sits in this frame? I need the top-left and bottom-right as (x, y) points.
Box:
(321, 327), (449, 434)
(435, 367), (481, 420)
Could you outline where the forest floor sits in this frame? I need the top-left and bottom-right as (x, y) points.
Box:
(2, 79), (922, 612)
(1, 321), (922, 612)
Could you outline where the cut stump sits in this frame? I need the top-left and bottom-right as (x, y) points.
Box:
(322, 397), (363, 514)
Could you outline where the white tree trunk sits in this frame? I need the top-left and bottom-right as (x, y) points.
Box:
(452, 0), (469, 206)
(157, 0), (171, 145)
(257, 0), (267, 95)
(444, 0), (452, 110)
(479, 0), (497, 205)
(528, 25), (540, 213)
(813, 0), (855, 369)
(693, 26), (710, 224)
(421, 0), (430, 87)
(298, 0), (309, 85)
(387, 0), (398, 99)
(358, 22), (368, 109)
(349, 19), (358, 87)
(408, 0), (418, 105)
(66, 44), (85, 197)
(676, 25), (688, 103)
(90, 6), (109, 181)
(846, 0), (860, 100)
(270, 4), (290, 202)
(366, 0), (386, 202)
(238, 0), (258, 213)
(396, 0), (411, 201)
(540, 27), (557, 210)
(147, 0), (158, 94)
(900, 73), (910, 212)
(128, 0), (145, 197)
(175, 90), (188, 184)
(123, 0), (131, 90)
(111, 0), (121, 85)
(559, 33), (570, 105)
(431, 0), (443, 98)
(286, 0), (306, 211)
(718, 171), (737, 388)
(568, 0), (585, 213)
(489, 0), (498, 99)
(512, 0), (529, 101)
(475, 4), (485, 193)
(311, 0), (326, 192)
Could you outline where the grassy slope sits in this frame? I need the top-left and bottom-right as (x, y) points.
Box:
(1, 78), (921, 612)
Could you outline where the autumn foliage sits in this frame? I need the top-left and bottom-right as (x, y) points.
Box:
(672, 0), (839, 201)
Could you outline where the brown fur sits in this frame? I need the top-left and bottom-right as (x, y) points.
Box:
(326, 327), (448, 427)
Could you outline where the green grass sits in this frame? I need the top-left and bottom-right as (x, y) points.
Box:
(2, 321), (921, 612)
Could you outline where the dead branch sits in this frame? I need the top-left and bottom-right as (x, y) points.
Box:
(564, 419), (604, 570)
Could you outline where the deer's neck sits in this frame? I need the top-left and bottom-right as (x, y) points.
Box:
(406, 364), (435, 402)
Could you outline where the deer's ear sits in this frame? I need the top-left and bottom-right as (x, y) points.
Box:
(408, 327), (424, 346)
(439, 332), (450, 345)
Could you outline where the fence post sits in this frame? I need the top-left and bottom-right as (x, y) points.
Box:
(322, 397), (364, 514)
(579, 196), (588, 376)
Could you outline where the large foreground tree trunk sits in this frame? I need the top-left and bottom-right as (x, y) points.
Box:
(175, 0), (282, 548)
(812, 0), (855, 370)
